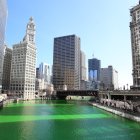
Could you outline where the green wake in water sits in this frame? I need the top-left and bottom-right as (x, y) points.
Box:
(0, 113), (110, 123)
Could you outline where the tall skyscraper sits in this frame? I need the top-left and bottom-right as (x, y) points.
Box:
(80, 51), (87, 90)
(100, 66), (118, 90)
(36, 68), (39, 79)
(0, 0), (7, 91)
(88, 58), (101, 81)
(2, 45), (12, 91)
(39, 62), (51, 84)
(10, 17), (36, 100)
(130, 1), (140, 89)
(53, 35), (81, 90)
(80, 51), (86, 81)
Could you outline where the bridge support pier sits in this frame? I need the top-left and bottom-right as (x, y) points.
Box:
(124, 95), (126, 101)
(107, 93), (111, 100)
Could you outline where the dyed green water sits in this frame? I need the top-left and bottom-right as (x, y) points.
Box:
(0, 100), (140, 140)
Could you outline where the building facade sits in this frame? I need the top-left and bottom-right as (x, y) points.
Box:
(35, 63), (51, 92)
(80, 51), (87, 90)
(80, 51), (86, 81)
(88, 58), (101, 81)
(35, 79), (46, 91)
(0, 0), (7, 91)
(100, 66), (118, 90)
(130, 1), (140, 89)
(53, 35), (81, 90)
(2, 46), (12, 91)
(10, 17), (36, 100)
(39, 62), (51, 84)
(86, 81), (99, 90)
(36, 68), (39, 79)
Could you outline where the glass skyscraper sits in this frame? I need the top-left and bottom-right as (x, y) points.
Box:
(53, 35), (81, 90)
(39, 62), (51, 84)
(88, 58), (101, 81)
(0, 0), (7, 91)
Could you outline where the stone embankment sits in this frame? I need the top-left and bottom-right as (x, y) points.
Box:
(3, 99), (18, 106)
(100, 98), (140, 114)
(0, 98), (19, 108)
(89, 102), (140, 123)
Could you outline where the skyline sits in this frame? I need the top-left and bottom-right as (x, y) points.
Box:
(5, 0), (139, 88)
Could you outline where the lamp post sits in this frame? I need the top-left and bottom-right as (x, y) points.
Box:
(127, 84), (128, 90)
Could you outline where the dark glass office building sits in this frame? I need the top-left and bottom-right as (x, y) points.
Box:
(0, 0), (7, 90)
(53, 35), (81, 90)
(88, 58), (101, 81)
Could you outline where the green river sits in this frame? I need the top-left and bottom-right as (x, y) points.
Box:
(0, 100), (140, 140)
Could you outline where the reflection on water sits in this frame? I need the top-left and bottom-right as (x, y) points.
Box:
(0, 100), (140, 140)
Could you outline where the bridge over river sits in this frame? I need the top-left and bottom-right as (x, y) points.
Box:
(56, 90), (98, 99)
(56, 89), (140, 113)
(56, 89), (140, 100)
(99, 90), (140, 101)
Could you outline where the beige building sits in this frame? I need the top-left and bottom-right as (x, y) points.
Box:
(130, 1), (140, 89)
(2, 45), (12, 91)
(0, 0), (7, 91)
(39, 62), (51, 84)
(35, 79), (46, 91)
(10, 17), (36, 100)
(100, 66), (118, 90)
(80, 51), (87, 90)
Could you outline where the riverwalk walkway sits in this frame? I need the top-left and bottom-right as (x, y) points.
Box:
(89, 102), (140, 123)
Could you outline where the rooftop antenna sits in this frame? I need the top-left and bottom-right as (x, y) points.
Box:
(92, 53), (94, 58)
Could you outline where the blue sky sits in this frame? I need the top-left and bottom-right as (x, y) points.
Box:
(6, 0), (139, 88)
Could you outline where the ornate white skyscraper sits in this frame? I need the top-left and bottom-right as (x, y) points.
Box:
(10, 17), (36, 100)
(130, 1), (140, 89)
(23, 17), (35, 44)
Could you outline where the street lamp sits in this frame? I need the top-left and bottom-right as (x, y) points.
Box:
(127, 84), (128, 90)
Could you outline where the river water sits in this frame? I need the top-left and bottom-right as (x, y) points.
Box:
(0, 100), (140, 140)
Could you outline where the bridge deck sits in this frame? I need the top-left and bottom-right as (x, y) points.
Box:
(99, 90), (140, 96)
(56, 90), (98, 99)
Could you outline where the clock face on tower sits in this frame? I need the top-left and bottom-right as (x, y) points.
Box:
(30, 24), (34, 29)
(28, 24), (34, 30)
(27, 23), (35, 35)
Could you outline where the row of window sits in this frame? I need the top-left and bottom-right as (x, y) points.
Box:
(11, 87), (35, 90)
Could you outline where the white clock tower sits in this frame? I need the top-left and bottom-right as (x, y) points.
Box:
(24, 17), (35, 44)
(10, 17), (36, 100)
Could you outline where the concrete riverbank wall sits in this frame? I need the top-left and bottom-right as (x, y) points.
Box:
(66, 96), (94, 101)
(89, 102), (140, 123)
(0, 101), (3, 108)
(3, 99), (19, 107)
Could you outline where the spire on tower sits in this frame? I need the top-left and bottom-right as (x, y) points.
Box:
(23, 17), (36, 44)
(30, 17), (33, 21)
(92, 53), (94, 58)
